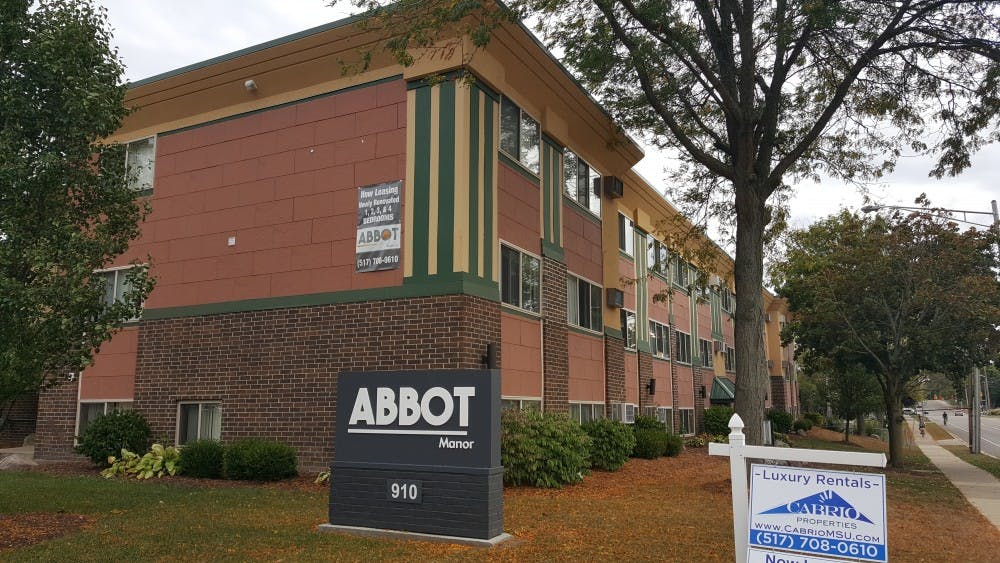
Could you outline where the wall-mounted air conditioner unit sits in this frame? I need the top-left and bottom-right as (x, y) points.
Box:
(602, 176), (624, 199)
(714, 340), (724, 353)
(606, 288), (624, 308)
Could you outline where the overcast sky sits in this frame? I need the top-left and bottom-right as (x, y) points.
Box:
(97, 0), (999, 233)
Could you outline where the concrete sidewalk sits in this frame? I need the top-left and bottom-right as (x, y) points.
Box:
(911, 419), (1000, 531)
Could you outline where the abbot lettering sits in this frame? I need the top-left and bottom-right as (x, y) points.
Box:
(349, 386), (476, 427)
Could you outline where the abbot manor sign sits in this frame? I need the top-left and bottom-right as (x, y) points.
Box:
(320, 369), (507, 544)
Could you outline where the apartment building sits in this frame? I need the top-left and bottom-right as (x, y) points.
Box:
(33, 13), (797, 469)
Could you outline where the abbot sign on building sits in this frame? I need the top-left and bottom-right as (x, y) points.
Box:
(322, 370), (505, 542)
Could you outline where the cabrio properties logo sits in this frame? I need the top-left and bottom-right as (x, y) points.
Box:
(347, 386), (477, 449)
(758, 489), (874, 524)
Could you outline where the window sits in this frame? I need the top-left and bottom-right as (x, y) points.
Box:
(501, 398), (542, 412)
(618, 214), (634, 257)
(674, 259), (690, 287)
(620, 310), (636, 349)
(125, 137), (156, 194)
(563, 150), (601, 216)
(501, 244), (540, 313)
(725, 345), (736, 372)
(700, 338), (714, 368)
(679, 408), (694, 435)
(569, 402), (606, 424)
(676, 330), (692, 364)
(649, 320), (669, 359)
(76, 401), (132, 439)
(177, 402), (222, 445)
(721, 289), (735, 313)
(96, 266), (141, 321)
(500, 97), (540, 174)
(658, 407), (674, 434)
(567, 275), (603, 332)
(647, 239), (670, 277)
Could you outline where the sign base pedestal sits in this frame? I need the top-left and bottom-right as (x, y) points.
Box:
(317, 524), (513, 547)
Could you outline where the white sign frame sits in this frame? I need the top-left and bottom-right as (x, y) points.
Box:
(708, 414), (887, 563)
(748, 464), (887, 562)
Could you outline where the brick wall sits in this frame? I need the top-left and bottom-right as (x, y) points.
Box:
(133, 294), (500, 470)
(35, 380), (81, 460)
(541, 257), (568, 413)
(770, 376), (788, 413)
(637, 351), (653, 410)
(669, 327), (680, 432)
(603, 335), (625, 415)
(0, 392), (39, 446)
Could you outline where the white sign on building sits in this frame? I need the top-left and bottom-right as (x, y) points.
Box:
(748, 464), (887, 563)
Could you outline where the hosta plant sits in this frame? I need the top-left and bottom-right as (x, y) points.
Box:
(101, 443), (181, 480)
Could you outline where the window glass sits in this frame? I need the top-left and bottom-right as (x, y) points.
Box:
(700, 339), (714, 367)
(566, 277), (579, 326)
(500, 245), (521, 308)
(618, 214), (634, 257)
(500, 98), (519, 157)
(589, 284), (603, 331)
(77, 403), (105, 438)
(676, 331), (692, 364)
(126, 137), (155, 193)
(650, 321), (669, 358)
(519, 114), (539, 173)
(179, 404), (200, 445)
(680, 409), (694, 435)
(102, 272), (117, 306)
(520, 253), (540, 313)
(563, 151), (579, 201)
(621, 310), (636, 349)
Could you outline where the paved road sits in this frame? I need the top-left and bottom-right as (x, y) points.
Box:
(921, 399), (1000, 457)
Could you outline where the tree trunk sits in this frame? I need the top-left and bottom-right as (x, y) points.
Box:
(855, 413), (865, 436)
(885, 385), (904, 468)
(843, 419), (851, 443)
(732, 181), (769, 445)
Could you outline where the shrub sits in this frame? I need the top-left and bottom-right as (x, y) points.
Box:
(75, 410), (152, 466)
(582, 418), (635, 471)
(803, 412), (825, 427)
(501, 409), (590, 488)
(632, 429), (669, 459)
(632, 414), (666, 431)
(223, 438), (298, 481)
(684, 435), (706, 448)
(766, 410), (794, 435)
(704, 406), (735, 436)
(180, 440), (225, 478)
(663, 433), (684, 457)
(101, 443), (180, 480)
(793, 418), (813, 432)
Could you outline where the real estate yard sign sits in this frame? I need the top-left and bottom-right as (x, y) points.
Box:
(748, 464), (887, 563)
(356, 180), (401, 272)
(327, 369), (504, 541)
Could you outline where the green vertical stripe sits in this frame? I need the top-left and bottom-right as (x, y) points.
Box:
(437, 80), (456, 274)
(412, 86), (431, 278)
(552, 148), (561, 245)
(542, 145), (551, 243)
(483, 96), (495, 281)
(469, 87), (480, 277)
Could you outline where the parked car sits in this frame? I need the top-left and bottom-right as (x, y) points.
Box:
(955, 410), (964, 416)
(902, 407), (915, 415)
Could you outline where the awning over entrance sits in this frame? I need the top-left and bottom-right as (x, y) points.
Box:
(710, 376), (736, 404)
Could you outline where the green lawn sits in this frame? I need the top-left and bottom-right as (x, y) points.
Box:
(942, 445), (1000, 480)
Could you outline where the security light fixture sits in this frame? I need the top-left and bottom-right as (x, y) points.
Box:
(244, 79), (258, 92)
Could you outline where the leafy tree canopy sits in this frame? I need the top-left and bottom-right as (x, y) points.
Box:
(334, 0), (1000, 443)
(773, 203), (999, 465)
(0, 0), (153, 424)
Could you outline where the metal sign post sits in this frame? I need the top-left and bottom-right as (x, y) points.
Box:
(709, 414), (887, 563)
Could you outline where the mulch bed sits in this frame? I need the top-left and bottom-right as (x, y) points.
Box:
(0, 513), (92, 551)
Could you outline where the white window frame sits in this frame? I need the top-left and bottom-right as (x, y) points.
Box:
(95, 264), (143, 321)
(647, 239), (670, 277)
(563, 149), (601, 217)
(649, 320), (670, 359)
(124, 136), (156, 194)
(75, 400), (133, 444)
(657, 406), (675, 434)
(567, 273), (603, 333)
(569, 401), (607, 424)
(500, 242), (542, 315)
(499, 97), (540, 174)
(618, 213), (634, 257)
(676, 330), (692, 364)
(176, 401), (222, 445)
(679, 408), (695, 436)
(700, 338), (714, 368)
(620, 309), (637, 350)
(501, 397), (543, 412)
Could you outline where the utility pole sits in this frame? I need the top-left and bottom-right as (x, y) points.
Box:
(972, 367), (982, 454)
